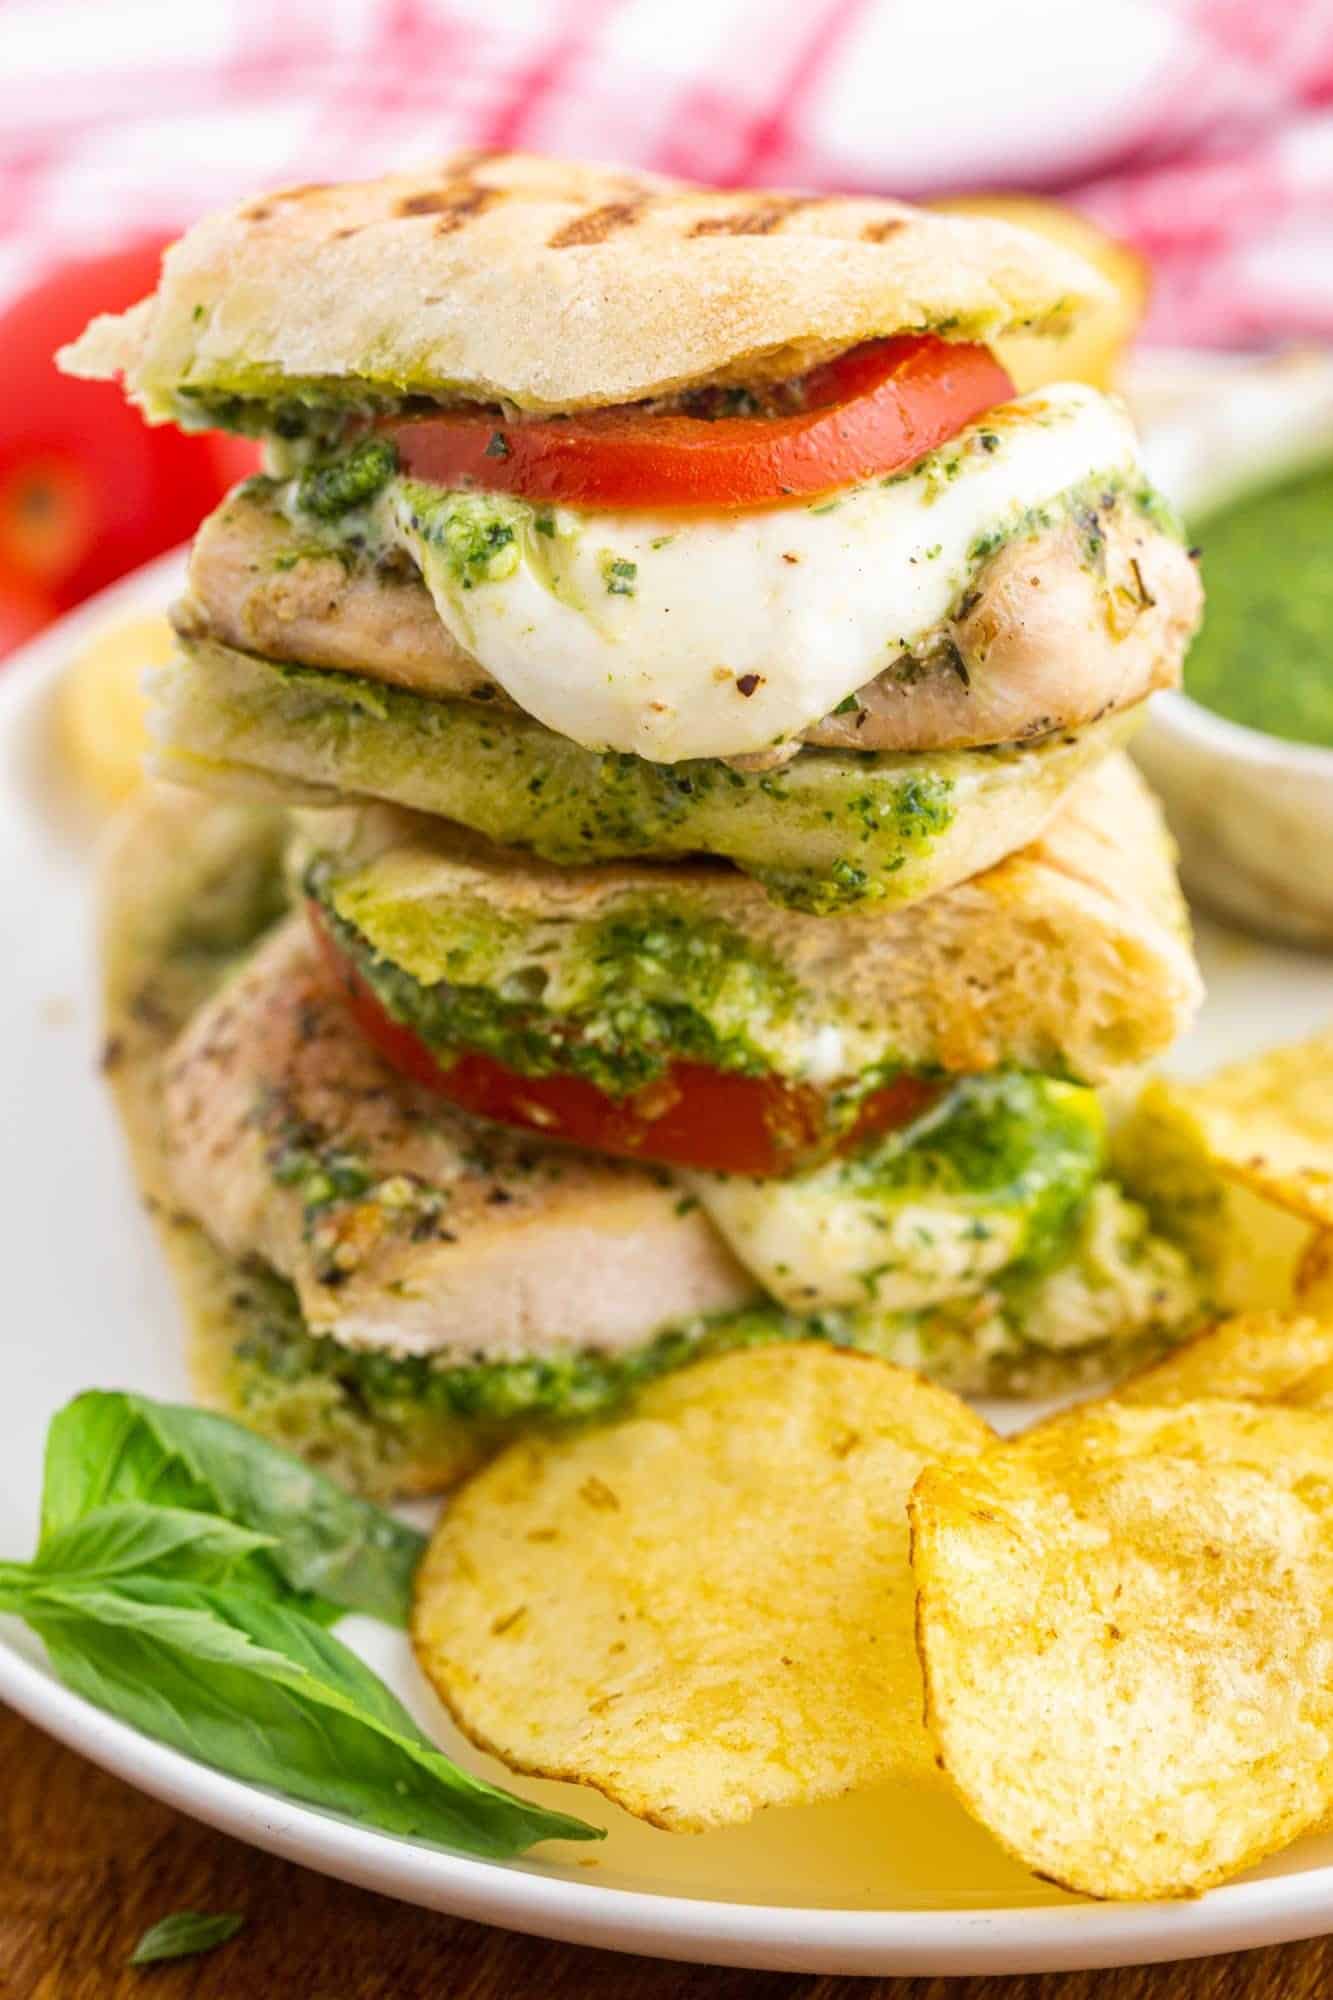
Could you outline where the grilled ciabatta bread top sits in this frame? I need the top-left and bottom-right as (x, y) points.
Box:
(60, 151), (1109, 417)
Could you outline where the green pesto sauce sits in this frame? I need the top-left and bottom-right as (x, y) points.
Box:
(723, 770), (955, 914)
(254, 655), (957, 914)
(394, 480), (526, 589)
(232, 1273), (820, 1427)
(226, 1261), (1035, 1433)
(227, 1180), (1185, 1434)
(834, 1071), (1105, 1278)
(297, 438), (400, 520)
(313, 876), (803, 1097)
(171, 384), (421, 443)
(1183, 457), (1333, 747)
(967, 475), (1180, 566)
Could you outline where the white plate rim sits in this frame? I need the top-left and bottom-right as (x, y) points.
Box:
(3, 552), (1332, 1977)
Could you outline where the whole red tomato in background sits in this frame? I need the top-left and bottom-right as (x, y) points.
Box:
(0, 240), (257, 657)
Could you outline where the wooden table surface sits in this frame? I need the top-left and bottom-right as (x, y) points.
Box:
(5, 1704), (1331, 1999)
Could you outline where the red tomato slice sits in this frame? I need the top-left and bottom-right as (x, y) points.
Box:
(382, 335), (1013, 512)
(313, 904), (939, 1177)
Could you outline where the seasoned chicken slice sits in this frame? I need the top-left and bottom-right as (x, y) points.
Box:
(186, 492), (492, 707)
(161, 918), (756, 1361)
(183, 485), (1197, 758)
(798, 503), (1199, 756)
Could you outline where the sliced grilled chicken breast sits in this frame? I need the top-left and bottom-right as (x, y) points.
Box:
(161, 917), (756, 1361)
(183, 484), (1196, 759)
(799, 507), (1199, 755)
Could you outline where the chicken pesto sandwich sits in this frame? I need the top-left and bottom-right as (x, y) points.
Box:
(101, 756), (1203, 1500)
(64, 153), (1201, 914)
(74, 155), (1208, 1498)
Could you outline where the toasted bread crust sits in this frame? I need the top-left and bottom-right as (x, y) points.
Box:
(61, 152), (1110, 416)
(152, 626), (1144, 915)
(308, 753), (1202, 1088)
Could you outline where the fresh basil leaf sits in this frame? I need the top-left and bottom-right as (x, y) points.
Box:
(31, 1499), (295, 1610)
(41, 1390), (150, 1531)
(28, 1576), (598, 1857)
(0, 1562), (32, 1614)
(41, 1392), (423, 1625)
(33, 1505), (276, 1589)
(28, 1581), (303, 1668)
(193, 1581), (437, 1743)
(33, 1574), (431, 1743)
(129, 1910), (244, 1965)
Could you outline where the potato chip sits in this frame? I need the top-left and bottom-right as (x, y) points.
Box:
(58, 612), (174, 805)
(413, 1343), (990, 1832)
(1113, 1073), (1317, 1311)
(911, 1399), (1333, 1899)
(1115, 1307), (1333, 1409)
(1171, 1028), (1333, 1226)
(1298, 1231), (1333, 1311)
(928, 194), (1149, 393)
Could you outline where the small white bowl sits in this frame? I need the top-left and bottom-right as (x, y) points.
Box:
(1125, 348), (1333, 948)
(1135, 692), (1333, 947)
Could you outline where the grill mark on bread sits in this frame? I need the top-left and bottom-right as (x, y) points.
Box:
(397, 184), (499, 222)
(396, 157), (517, 234)
(243, 182), (333, 222)
(548, 199), (647, 248)
(860, 217), (907, 243)
(689, 196), (816, 237)
(442, 148), (503, 176)
(64, 151), (1116, 426)
(431, 186), (499, 235)
(397, 191), (456, 216)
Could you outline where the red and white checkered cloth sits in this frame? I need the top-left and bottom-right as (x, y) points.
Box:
(2, 0), (1332, 347)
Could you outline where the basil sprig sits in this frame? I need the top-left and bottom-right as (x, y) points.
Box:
(40, 1391), (424, 1626)
(129, 1910), (245, 1966)
(1, 1392), (599, 1859)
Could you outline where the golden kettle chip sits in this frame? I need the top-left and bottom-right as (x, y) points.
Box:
(413, 1343), (990, 1832)
(910, 1398), (1333, 1900)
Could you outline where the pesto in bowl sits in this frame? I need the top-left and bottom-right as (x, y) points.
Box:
(1183, 455), (1333, 749)
(1130, 348), (1333, 947)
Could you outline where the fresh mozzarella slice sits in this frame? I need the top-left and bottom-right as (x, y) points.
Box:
(686, 1075), (1105, 1313)
(381, 384), (1139, 762)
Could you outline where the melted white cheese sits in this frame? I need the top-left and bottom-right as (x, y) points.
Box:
(685, 1162), (1028, 1314)
(383, 383), (1139, 764)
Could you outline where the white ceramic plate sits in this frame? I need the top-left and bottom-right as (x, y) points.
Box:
(3, 554), (1333, 1978)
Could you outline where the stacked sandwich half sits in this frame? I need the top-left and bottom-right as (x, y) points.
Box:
(67, 154), (1206, 1497)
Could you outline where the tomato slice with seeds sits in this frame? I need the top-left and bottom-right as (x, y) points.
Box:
(312, 904), (940, 1178)
(381, 335), (1013, 513)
